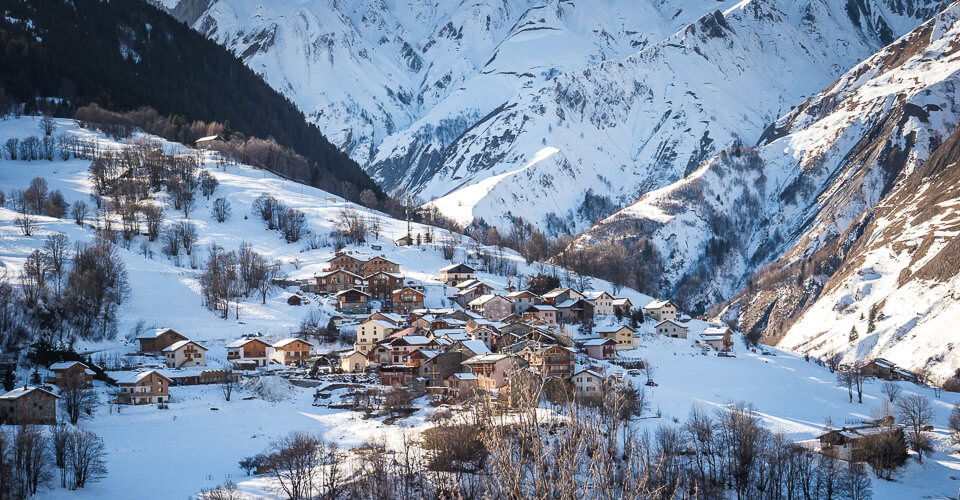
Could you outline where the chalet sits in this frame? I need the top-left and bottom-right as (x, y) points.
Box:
(438, 263), (476, 286)
(468, 294), (513, 321)
(361, 256), (400, 275)
(454, 281), (494, 308)
(394, 234), (414, 246)
(583, 338), (618, 360)
(445, 372), (479, 396)
(612, 298), (633, 317)
(379, 364), (417, 387)
(47, 361), (95, 389)
(117, 370), (171, 405)
(452, 339), (493, 358)
(336, 289), (369, 313)
(0, 387), (59, 424)
(195, 134), (225, 149)
(163, 340), (208, 368)
(287, 295), (303, 306)
(556, 298), (595, 324)
(570, 369), (606, 398)
(364, 271), (404, 302)
(861, 358), (898, 380)
(415, 350), (463, 386)
(137, 328), (187, 354)
(324, 253), (365, 274)
(817, 425), (904, 461)
(645, 300), (679, 322)
(226, 338), (273, 368)
(699, 326), (734, 351)
(391, 287), (424, 315)
(356, 319), (399, 353)
(656, 319), (688, 339)
(506, 290), (540, 314)
(524, 304), (558, 328)
(314, 269), (364, 294)
(584, 291), (615, 316)
(541, 288), (584, 307)
(271, 338), (314, 366)
(340, 350), (369, 373)
(385, 336), (439, 364)
(594, 324), (636, 350)
(517, 344), (576, 379)
(462, 354), (524, 390)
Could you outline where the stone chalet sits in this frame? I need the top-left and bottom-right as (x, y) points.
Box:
(644, 300), (679, 322)
(655, 319), (688, 339)
(0, 386), (59, 425)
(438, 263), (476, 286)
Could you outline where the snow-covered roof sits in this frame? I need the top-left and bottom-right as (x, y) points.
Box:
(162, 340), (207, 352)
(317, 269), (362, 279)
(137, 327), (180, 339)
(594, 324), (633, 334)
(455, 278), (481, 289)
(573, 368), (604, 379)
(583, 290), (612, 300)
(396, 335), (433, 345)
(655, 319), (687, 329)
(611, 298), (631, 306)
(226, 337), (269, 348)
(702, 326), (732, 336)
(871, 358), (896, 369)
(646, 300), (676, 309)
(460, 339), (492, 355)
(115, 370), (171, 385)
(451, 372), (478, 380)
(335, 288), (369, 297)
(462, 353), (510, 365)
(506, 290), (537, 298)
(440, 263), (474, 272)
(555, 299), (579, 308)
(373, 312), (404, 324)
(584, 338), (617, 346)
(49, 361), (88, 371)
(529, 304), (557, 311)
(541, 288), (571, 298)
(0, 386), (59, 400)
(196, 135), (222, 143)
(415, 349), (443, 359)
(273, 337), (314, 348)
(362, 319), (398, 330)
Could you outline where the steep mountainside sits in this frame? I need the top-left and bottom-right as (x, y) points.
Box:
(579, 2), (960, 378)
(0, 0), (381, 201)
(167, 0), (944, 232)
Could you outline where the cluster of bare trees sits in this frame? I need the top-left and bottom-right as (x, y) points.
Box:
(199, 242), (280, 319)
(253, 194), (308, 243)
(333, 208), (369, 247)
(1, 233), (129, 348)
(6, 176), (69, 235)
(2, 134), (73, 162)
(0, 424), (106, 496)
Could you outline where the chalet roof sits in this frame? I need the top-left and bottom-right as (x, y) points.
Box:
(273, 337), (314, 348)
(415, 349), (443, 359)
(362, 319), (398, 330)
(460, 339), (492, 355)
(317, 269), (362, 279)
(646, 300), (677, 309)
(451, 372), (478, 380)
(370, 312), (404, 324)
(335, 288), (370, 298)
(611, 298), (632, 306)
(702, 326), (732, 337)
(440, 263), (475, 273)
(584, 338), (617, 346)
(116, 370), (172, 385)
(392, 287), (424, 297)
(462, 353), (511, 365)
(871, 358), (897, 369)
(0, 386), (60, 400)
(468, 294), (507, 306)
(226, 337), (270, 348)
(583, 290), (612, 300)
(162, 340), (208, 353)
(49, 361), (89, 371)
(541, 288), (572, 299)
(556, 299), (579, 309)
(572, 368), (604, 379)
(506, 290), (537, 298)
(435, 329), (468, 339)
(455, 278), (482, 289)
(196, 135), (223, 143)
(395, 335), (433, 345)
(364, 271), (403, 280)
(528, 304), (557, 312)
(594, 324), (634, 334)
(655, 319), (687, 329)
(137, 327), (182, 339)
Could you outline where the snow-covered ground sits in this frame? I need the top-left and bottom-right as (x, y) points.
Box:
(2, 116), (959, 498)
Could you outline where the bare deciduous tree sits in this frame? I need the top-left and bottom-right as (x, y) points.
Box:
(66, 429), (107, 489)
(897, 394), (933, 462)
(212, 197), (231, 223)
(881, 381), (901, 403)
(60, 373), (99, 425)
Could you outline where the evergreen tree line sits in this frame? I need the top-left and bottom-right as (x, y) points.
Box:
(0, 0), (382, 203)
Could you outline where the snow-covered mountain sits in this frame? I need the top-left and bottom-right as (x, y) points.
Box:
(163, 0), (943, 232)
(577, 1), (960, 379)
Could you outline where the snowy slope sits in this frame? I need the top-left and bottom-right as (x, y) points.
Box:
(577, 2), (960, 378)
(0, 116), (649, 350)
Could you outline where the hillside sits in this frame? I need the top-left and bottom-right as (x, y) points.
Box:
(0, 0), (381, 201)
(166, 0), (944, 233)
(576, 2), (960, 379)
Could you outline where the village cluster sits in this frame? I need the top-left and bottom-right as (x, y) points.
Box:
(0, 251), (740, 425)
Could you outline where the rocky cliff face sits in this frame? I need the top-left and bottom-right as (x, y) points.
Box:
(577, 2), (960, 378)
